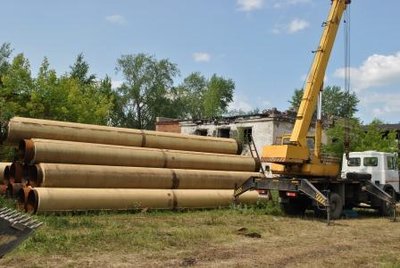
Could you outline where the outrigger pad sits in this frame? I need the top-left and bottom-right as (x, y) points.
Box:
(0, 208), (42, 258)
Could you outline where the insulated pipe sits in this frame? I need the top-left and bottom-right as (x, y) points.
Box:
(20, 139), (260, 172)
(10, 162), (24, 183)
(27, 163), (263, 188)
(5, 117), (242, 155)
(16, 185), (32, 210)
(6, 182), (23, 198)
(24, 188), (260, 213)
(0, 163), (11, 183)
(3, 166), (10, 185)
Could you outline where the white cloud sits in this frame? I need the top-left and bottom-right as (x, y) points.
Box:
(273, 18), (309, 34)
(237, 0), (264, 12)
(273, 0), (312, 9)
(228, 94), (253, 112)
(192, 52), (211, 63)
(111, 80), (123, 89)
(105, 15), (126, 25)
(359, 93), (400, 120)
(334, 52), (400, 91)
(288, 18), (310, 33)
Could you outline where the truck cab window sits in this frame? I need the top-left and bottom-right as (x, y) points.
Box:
(363, 157), (378, 167)
(347, 157), (361, 167)
(387, 156), (397, 170)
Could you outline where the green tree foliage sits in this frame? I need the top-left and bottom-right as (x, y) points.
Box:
(289, 86), (359, 119)
(0, 44), (236, 159)
(0, 53), (34, 120)
(25, 56), (113, 125)
(113, 54), (179, 129)
(356, 120), (398, 153)
(0, 43), (13, 87)
(203, 75), (234, 118)
(175, 72), (234, 120)
(69, 53), (96, 85)
(323, 119), (398, 157)
(0, 46), (114, 160)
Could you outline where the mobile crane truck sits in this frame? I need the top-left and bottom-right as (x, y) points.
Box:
(234, 0), (398, 221)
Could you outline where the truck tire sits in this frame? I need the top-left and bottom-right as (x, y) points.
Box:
(379, 187), (395, 216)
(329, 193), (343, 219)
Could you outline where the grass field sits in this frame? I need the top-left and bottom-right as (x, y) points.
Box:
(1, 201), (400, 267)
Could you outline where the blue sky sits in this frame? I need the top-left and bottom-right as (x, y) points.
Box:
(2, 0), (400, 123)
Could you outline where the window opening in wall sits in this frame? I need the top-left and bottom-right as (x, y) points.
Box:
(194, 129), (208, 136)
(217, 128), (230, 138)
(242, 127), (253, 143)
(237, 127), (253, 144)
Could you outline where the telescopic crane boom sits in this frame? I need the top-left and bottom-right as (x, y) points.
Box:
(262, 0), (351, 178)
(235, 0), (398, 221)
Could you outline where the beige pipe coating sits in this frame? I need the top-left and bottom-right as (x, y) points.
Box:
(21, 139), (260, 172)
(25, 188), (259, 213)
(28, 163), (263, 188)
(6, 117), (241, 154)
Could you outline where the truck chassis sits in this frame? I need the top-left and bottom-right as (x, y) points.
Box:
(234, 174), (397, 223)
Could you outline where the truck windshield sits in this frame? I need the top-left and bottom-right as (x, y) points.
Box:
(363, 157), (378, 167)
(347, 157), (361, 167)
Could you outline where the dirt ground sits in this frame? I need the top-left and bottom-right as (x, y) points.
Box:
(1, 209), (400, 268)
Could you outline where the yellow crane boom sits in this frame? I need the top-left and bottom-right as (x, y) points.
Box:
(262, 0), (351, 177)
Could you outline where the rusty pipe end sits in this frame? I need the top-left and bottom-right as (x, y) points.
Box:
(16, 186), (31, 211)
(25, 164), (42, 187)
(26, 188), (38, 214)
(19, 139), (35, 164)
(7, 182), (24, 198)
(3, 165), (10, 184)
(10, 162), (24, 183)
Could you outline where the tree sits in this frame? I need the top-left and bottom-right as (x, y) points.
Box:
(114, 54), (179, 129)
(323, 119), (398, 157)
(356, 120), (398, 153)
(175, 72), (207, 119)
(175, 72), (235, 120)
(0, 53), (34, 121)
(69, 53), (96, 85)
(203, 74), (234, 118)
(289, 86), (359, 119)
(0, 43), (13, 87)
(0, 52), (34, 160)
(27, 57), (58, 119)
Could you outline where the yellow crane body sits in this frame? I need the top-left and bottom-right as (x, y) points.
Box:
(262, 0), (350, 178)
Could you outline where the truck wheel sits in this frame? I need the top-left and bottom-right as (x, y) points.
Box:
(329, 193), (343, 219)
(379, 187), (395, 216)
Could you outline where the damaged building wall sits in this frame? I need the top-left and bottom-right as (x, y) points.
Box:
(156, 109), (328, 158)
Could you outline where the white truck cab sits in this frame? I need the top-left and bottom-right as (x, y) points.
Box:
(341, 151), (400, 193)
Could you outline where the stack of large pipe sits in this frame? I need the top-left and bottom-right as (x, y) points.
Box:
(1, 117), (263, 213)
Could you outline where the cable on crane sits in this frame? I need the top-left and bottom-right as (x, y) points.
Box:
(343, 3), (351, 160)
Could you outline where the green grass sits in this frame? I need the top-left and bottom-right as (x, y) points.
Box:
(11, 202), (280, 257)
(2, 193), (400, 267)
